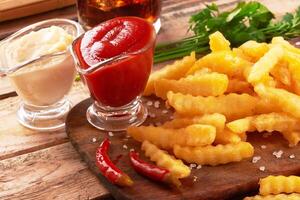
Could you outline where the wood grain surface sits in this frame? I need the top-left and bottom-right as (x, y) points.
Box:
(1, 0), (300, 199)
(0, 0), (75, 22)
(66, 98), (300, 200)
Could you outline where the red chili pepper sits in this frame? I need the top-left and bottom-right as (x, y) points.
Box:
(129, 150), (177, 185)
(96, 138), (133, 187)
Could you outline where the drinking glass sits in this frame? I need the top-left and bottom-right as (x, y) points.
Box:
(0, 19), (83, 131)
(76, 0), (161, 32)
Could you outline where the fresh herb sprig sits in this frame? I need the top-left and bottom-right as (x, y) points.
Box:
(154, 1), (300, 63)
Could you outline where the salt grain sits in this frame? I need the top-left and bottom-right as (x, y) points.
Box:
(162, 109), (168, 114)
(272, 150), (283, 158)
(259, 166), (266, 171)
(189, 163), (197, 169)
(123, 145), (128, 149)
(108, 132), (114, 137)
(196, 165), (202, 169)
(154, 101), (160, 108)
(149, 113), (156, 118)
(146, 101), (153, 106)
(92, 138), (97, 142)
(289, 154), (296, 159)
(260, 145), (267, 149)
(252, 156), (261, 163)
(193, 176), (198, 182)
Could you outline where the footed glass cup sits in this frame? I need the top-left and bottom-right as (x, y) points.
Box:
(71, 23), (155, 131)
(0, 19), (83, 131)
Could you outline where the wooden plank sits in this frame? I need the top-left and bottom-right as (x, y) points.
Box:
(0, 82), (88, 160)
(0, 5), (77, 40)
(0, 142), (109, 200)
(0, 0), (75, 22)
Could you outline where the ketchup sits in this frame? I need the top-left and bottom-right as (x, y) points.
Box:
(75, 17), (155, 107)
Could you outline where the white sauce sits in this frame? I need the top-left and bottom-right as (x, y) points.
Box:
(4, 26), (76, 106)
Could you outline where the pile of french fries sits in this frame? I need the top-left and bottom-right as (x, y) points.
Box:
(127, 31), (300, 185)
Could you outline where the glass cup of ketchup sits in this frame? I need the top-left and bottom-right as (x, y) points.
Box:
(71, 17), (156, 131)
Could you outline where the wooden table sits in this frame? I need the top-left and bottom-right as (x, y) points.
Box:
(1, 0), (300, 199)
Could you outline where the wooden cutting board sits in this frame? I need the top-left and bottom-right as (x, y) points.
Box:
(66, 97), (300, 200)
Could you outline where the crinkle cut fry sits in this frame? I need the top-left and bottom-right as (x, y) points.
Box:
(259, 175), (300, 195)
(141, 140), (191, 184)
(167, 91), (258, 121)
(127, 124), (216, 149)
(173, 142), (254, 166)
(244, 193), (300, 200)
(143, 51), (196, 96)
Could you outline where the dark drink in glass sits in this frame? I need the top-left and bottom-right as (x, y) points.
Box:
(76, 0), (161, 31)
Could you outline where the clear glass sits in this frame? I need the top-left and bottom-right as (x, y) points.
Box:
(76, 0), (161, 32)
(71, 22), (156, 131)
(0, 19), (84, 131)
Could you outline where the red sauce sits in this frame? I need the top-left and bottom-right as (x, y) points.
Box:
(75, 17), (155, 107)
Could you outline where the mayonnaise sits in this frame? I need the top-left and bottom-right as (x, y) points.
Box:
(5, 26), (76, 106)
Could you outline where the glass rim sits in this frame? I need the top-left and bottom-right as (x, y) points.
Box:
(0, 18), (83, 75)
(70, 20), (156, 75)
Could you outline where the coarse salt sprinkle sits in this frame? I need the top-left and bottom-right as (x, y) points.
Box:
(289, 154), (296, 159)
(108, 131), (114, 137)
(272, 150), (283, 158)
(259, 166), (266, 171)
(146, 101), (153, 106)
(154, 101), (160, 108)
(252, 156), (261, 163)
(260, 145), (267, 149)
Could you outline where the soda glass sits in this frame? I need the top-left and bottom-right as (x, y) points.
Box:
(76, 0), (161, 32)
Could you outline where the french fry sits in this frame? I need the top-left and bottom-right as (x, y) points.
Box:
(154, 73), (228, 99)
(238, 40), (269, 62)
(127, 124), (216, 149)
(259, 175), (300, 195)
(209, 31), (231, 52)
(162, 113), (226, 131)
(281, 131), (300, 147)
(272, 36), (300, 55)
(173, 142), (254, 166)
(226, 79), (253, 94)
(143, 51), (196, 96)
(254, 98), (282, 115)
(244, 193), (300, 200)
(254, 84), (300, 119)
(141, 140), (190, 186)
(270, 62), (291, 87)
(253, 113), (300, 133)
(214, 129), (242, 144)
(186, 51), (251, 78)
(232, 48), (253, 61)
(283, 51), (300, 95)
(227, 113), (300, 134)
(226, 116), (255, 134)
(167, 91), (258, 120)
(247, 46), (284, 85)
(194, 67), (212, 75)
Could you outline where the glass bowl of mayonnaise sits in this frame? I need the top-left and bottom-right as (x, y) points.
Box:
(0, 19), (83, 131)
